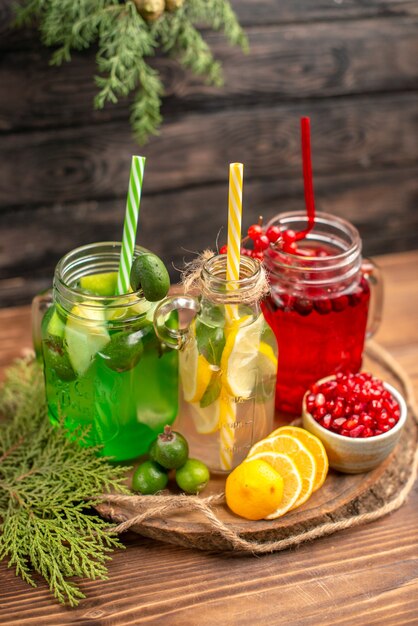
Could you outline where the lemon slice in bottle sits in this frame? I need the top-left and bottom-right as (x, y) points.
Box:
(65, 301), (110, 377)
(221, 314), (264, 398)
(180, 328), (212, 403)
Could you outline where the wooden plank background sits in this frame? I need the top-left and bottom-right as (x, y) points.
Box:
(1, 0), (418, 306)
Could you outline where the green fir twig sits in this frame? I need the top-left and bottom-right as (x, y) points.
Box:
(13, 0), (248, 144)
(0, 357), (130, 607)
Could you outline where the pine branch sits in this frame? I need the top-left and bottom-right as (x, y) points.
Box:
(95, 2), (157, 107)
(13, 0), (248, 143)
(130, 63), (164, 144)
(0, 358), (130, 607)
(155, 10), (223, 86)
(186, 0), (249, 51)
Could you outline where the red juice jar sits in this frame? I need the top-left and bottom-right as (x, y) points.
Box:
(262, 211), (383, 416)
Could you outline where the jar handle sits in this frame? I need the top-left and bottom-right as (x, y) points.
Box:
(153, 295), (200, 350)
(31, 288), (53, 359)
(363, 258), (384, 339)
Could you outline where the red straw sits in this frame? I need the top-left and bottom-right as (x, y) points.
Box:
(296, 116), (316, 240)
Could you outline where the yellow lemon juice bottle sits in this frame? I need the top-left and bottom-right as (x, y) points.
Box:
(154, 253), (277, 472)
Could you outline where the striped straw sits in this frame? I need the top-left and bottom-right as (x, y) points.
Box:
(116, 155), (146, 295)
(220, 162), (244, 471)
(219, 399), (236, 471)
(226, 163), (244, 291)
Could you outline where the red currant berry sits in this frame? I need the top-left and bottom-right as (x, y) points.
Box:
(266, 225), (281, 243)
(253, 235), (270, 251)
(247, 224), (263, 240)
(219, 245), (227, 254)
(251, 251), (264, 261)
(282, 229), (296, 246)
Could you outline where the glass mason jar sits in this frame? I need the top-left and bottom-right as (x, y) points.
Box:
(262, 211), (383, 416)
(154, 254), (278, 473)
(37, 242), (178, 461)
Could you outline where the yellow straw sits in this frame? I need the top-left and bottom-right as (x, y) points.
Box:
(220, 163), (244, 471)
(226, 163), (243, 289)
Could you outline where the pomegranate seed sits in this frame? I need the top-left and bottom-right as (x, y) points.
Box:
(266, 225), (281, 243)
(322, 414), (332, 429)
(316, 407), (326, 419)
(362, 427), (374, 437)
(315, 393), (326, 408)
(349, 425), (365, 438)
(307, 371), (400, 438)
(345, 417), (359, 430)
(361, 414), (373, 427)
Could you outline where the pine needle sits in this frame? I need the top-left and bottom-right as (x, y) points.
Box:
(13, 0), (248, 144)
(0, 357), (130, 607)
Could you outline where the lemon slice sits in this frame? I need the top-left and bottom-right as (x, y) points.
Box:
(190, 398), (223, 434)
(247, 451), (303, 519)
(258, 341), (278, 370)
(180, 330), (212, 403)
(248, 434), (316, 509)
(65, 301), (110, 376)
(221, 315), (264, 398)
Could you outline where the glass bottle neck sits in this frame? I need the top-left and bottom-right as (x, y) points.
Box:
(199, 254), (263, 321)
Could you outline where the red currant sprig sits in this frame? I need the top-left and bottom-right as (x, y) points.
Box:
(219, 216), (285, 261)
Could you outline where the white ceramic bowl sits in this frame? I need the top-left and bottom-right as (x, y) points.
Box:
(302, 378), (407, 473)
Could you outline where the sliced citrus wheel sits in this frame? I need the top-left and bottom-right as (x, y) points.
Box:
(190, 395), (226, 434)
(258, 341), (278, 371)
(246, 451), (302, 519)
(221, 314), (264, 398)
(65, 302), (110, 376)
(248, 434), (316, 509)
(271, 426), (329, 492)
(225, 458), (284, 521)
(180, 329), (212, 403)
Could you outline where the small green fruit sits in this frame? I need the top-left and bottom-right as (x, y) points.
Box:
(130, 253), (170, 302)
(132, 460), (168, 494)
(149, 425), (189, 469)
(101, 330), (143, 372)
(43, 336), (76, 382)
(176, 459), (210, 494)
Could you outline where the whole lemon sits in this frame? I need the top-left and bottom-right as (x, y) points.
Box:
(225, 459), (284, 521)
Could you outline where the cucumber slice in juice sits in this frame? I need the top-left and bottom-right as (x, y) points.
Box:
(65, 302), (110, 376)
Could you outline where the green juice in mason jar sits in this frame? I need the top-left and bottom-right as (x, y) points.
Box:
(40, 242), (178, 461)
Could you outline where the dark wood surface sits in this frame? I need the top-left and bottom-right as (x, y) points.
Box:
(1, 1), (418, 306)
(0, 250), (417, 625)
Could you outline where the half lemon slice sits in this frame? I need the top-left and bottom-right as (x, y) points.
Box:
(221, 314), (264, 399)
(180, 328), (212, 403)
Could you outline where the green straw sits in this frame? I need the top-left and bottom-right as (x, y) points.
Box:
(116, 155), (146, 295)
